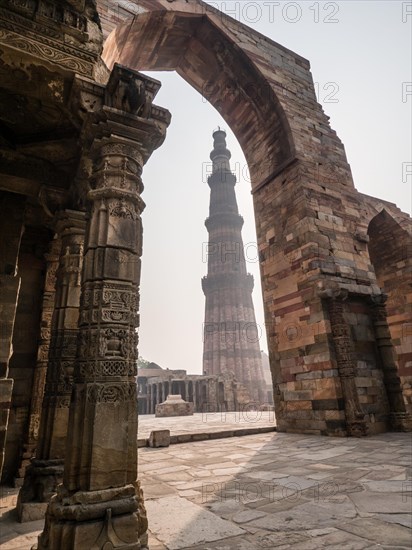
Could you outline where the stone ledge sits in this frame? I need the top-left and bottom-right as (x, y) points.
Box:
(139, 426), (276, 447)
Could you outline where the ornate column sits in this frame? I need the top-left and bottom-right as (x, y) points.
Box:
(18, 211), (85, 521)
(15, 236), (60, 484)
(36, 66), (170, 550)
(327, 293), (368, 437)
(371, 295), (412, 431)
(39, 211), (85, 458)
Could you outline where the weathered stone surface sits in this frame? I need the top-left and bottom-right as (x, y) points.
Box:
(15, 236), (60, 486)
(149, 430), (171, 448)
(2, 431), (412, 549)
(145, 496), (244, 549)
(349, 491), (412, 515)
(155, 395), (194, 418)
(17, 502), (48, 523)
(339, 517), (412, 546)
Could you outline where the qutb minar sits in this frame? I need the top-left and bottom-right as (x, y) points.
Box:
(202, 129), (266, 405)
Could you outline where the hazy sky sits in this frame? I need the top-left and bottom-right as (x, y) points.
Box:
(136, 1), (411, 374)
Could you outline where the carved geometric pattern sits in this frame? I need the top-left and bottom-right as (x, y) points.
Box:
(86, 383), (137, 403)
(108, 199), (138, 220)
(0, 29), (93, 75)
(78, 360), (136, 378)
(100, 142), (142, 161)
(328, 297), (367, 436)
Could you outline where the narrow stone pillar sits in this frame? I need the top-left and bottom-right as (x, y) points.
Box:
(15, 236), (60, 485)
(18, 212), (85, 521)
(0, 192), (26, 479)
(147, 385), (151, 415)
(328, 294), (367, 437)
(36, 67), (170, 550)
(193, 382), (198, 412)
(371, 295), (412, 431)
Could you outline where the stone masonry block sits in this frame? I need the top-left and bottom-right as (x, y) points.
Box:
(148, 430), (170, 448)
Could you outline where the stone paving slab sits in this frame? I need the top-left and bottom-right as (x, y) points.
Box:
(138, 432), (411, 549)
(1, 431), (411, 549)
(145, 496), (244, 549)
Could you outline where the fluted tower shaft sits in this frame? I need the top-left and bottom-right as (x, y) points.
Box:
(202, 130), (266, 404)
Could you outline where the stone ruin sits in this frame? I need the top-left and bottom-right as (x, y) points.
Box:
(0, 1), (410, 548)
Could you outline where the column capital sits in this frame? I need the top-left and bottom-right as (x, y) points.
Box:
(82, 65), (171, 166)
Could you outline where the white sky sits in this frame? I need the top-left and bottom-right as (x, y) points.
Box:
(137, 0), (412, 374)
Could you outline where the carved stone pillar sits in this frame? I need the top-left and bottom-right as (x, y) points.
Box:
(38, 211), (85, 458)
(17, 211), (85, 521)
(328, 295), (368, 437)
(371, 295), (412, 431)
(15, 236), (60, 485)
(35, 66), (170, 550)
(0, 192), (26, 479)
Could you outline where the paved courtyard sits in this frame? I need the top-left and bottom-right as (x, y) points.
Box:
(1, 430), (411, 549)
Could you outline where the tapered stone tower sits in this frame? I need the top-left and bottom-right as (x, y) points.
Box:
(202, 129), (266, 405)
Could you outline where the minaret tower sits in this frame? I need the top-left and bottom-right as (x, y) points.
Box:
(202, 129), (266, 404)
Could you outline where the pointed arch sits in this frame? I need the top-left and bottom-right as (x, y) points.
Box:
(102, 7), (297, 189)
(368, 209), (412, 414)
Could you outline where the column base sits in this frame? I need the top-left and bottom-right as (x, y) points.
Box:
(17, 459), (64, 522)
(390, 411), (412, 432)
(34, 482), (148, 550)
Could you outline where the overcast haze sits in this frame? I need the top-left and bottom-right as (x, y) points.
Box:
(136, 1), (411, 374)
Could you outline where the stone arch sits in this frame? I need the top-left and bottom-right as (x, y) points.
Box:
(103, 7), (294, 188)
(101, 0), (354, 191)
(98, 0), (410, 436)
(367, 209), (412, 414)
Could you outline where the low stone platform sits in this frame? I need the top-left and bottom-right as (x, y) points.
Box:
(155, 395), (194, 418)
(1, 431), (411, 549)
(138, 411), (276, 447)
